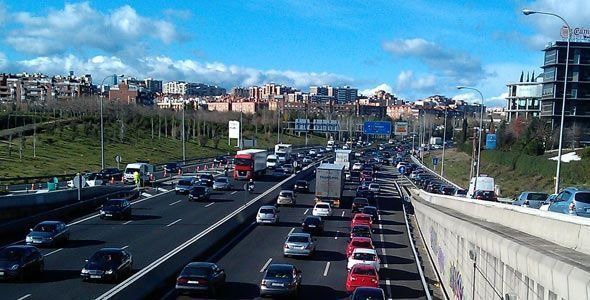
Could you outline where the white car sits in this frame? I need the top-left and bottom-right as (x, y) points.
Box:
(256, 206), (279, 225)
(352, 163), (363, 171)
(354, 152), (362, 158)
(347, 248), (380, 271)
(309, 149), (317, 155)
(312, 202), (333, 217)
(369, 183), (380, 193)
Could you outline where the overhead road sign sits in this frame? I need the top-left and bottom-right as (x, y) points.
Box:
(363, 121), (392, 135)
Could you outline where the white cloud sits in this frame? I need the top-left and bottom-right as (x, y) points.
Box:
(9, 54), (353, 89)
(5, 2), (181, 56)
(360, 83), (393, 96)
(395, 70), (437, 92)
(383, 38), (486, 87)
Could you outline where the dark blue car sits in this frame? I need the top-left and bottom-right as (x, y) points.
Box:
(26, 221), (70, 247)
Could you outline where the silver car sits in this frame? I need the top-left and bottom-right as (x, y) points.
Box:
(512, 191), (549, 209)
(277, 190), (296, 206)
(256, 206), (279, 224)
(548, 187), (590, 217)
(259, 264), (302, 298)
(212, 177), (232, 191)
(283, 233), (315, 257)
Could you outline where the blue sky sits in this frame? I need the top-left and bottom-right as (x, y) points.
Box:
(1, 0), (589, 107)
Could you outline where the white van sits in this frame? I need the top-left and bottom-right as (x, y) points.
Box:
(266, 154), (278, 169)
(124, 162), (155, 184)
(467, 176), (495, 198)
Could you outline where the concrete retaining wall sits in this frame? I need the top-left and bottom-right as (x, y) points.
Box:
(418, 190), (590, 256)
(412, 195), (590, 300)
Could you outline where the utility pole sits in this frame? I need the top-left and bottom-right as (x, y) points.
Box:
(182, 102), (186, 163)
(277, 106), (281, 144)
(240, 108), (244, 150)
(441, 109), (448, 177)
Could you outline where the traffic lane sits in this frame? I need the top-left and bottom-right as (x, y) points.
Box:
(183, 180), (351, 299)
(0, 176), (291, 299)
(375, 168), (427, 299)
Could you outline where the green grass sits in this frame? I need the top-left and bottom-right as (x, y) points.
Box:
(423, 148), (590, 198)
(0, 126), (327, 181)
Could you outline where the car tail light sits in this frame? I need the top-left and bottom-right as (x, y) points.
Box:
(350, 276), (356, 281)
(177, 277), (188, 284)
(569, 202), (576, 212)
(371, 278), (378, 283)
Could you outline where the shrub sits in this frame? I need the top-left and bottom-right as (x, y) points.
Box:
(580, 147), (590, 159)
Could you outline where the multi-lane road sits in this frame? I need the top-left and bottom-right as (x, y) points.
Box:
(0, 150), (432, 300)
(166, 165), (428, 299)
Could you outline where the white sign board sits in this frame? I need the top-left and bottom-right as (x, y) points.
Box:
(228, 121), (240, 139)
(394, 122), (409, 136)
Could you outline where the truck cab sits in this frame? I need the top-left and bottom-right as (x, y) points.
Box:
(275, 144), (293, 163)
(266, 154), (278, 169)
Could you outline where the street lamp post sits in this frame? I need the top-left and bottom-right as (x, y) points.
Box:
(441, 108), (448, 177)
(181, 101), (186, 162)
(523, 9), (571, 194)
(99, 74), (124, 170)
(457, 86), (485, 190)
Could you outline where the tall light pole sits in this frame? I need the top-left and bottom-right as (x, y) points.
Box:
(99, 74), (124, 170)
(523, 9), (571, 194)
(457, 86), (485, 189)
(181, 101), (186, 162)
(277, 104), (281, 144)
(441, 108), (448, 177)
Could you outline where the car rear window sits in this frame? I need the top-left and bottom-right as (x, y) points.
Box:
(352, 267), (376, 276)
(527, 193), (549, 201)
(317, 204), (330, 209)
(260, 208), (275, 214)
(305, 218), (321, 225)
(356, 215), (370, 221)
(183, 266), (211, 278)
(353, 253), (375, 261)
(266, 268), (292, 279)
(575, 192), (590, 203)
(287, 236), (309, 243)
(34, 224), (57, 232)
(280, 191), (292, 197)
(178, 180), (192, 186)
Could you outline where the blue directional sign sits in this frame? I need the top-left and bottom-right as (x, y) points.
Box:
(363, 121), (392, 135)
(486, 133), (497, 150)
(398, 166), (406, 174)
(432, 157), (439, 166)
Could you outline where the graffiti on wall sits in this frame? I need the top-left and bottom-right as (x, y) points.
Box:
(449, 263), (464, 300)
(430, 227), (446, 275)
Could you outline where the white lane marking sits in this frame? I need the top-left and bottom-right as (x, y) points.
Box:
(303, 209), (309, 215)
(385, 279), (394, 300)
(122, 245), (129, 250)
(141, 192), (153, 198)
(44, 248), (63, 257)
(205, 202), (215, 208)
(289, 227), (295, 235)
(341, 211), (345, 217)
(260, 258), (273, 273)
(169, 200), (182, 206)
(166, 218), (182, 227)
(123, 220), (132, 225)
(323, 262), (331, 276)
(17, 294), (32, 300)
(230, 191), (237, 195)
(96, 166), (313, 299)
(334, 230), (339, 240)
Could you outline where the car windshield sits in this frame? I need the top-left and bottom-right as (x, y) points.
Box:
(363, 208), (377, 215)
(287, 236), (309, 243)
(200, 175), (213, 180)
(234, 158), (252, 166)
(106, 201), (125, 207)
(183, 266), (211, 278)
(90, 251), (122, 263)
(33, 224), (57, 232)
(527, 193), (549, 200)
(260, 208), (275, 214)
(178, 180), (192, 186)
(575, 192), (590, 204)
(304, 218), (321, 225)
(353, 267), (376, 276)
(279, 191), (292, 197)
(0, 248), (24, 261)
(317, 204), (329, 209)
(353, 253), (375, 261)
(125, 168), (139, 174)
(267, 158), (277, 163)
(266, 268), (292, 279)
(165, 163), (177, 168)
(353, 289), (383, 299)
(191, 187), (206, 194)
(215, 178), (228, 183)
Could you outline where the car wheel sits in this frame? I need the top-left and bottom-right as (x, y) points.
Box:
(38, 262), (44, 276)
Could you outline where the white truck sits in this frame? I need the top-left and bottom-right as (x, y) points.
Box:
(124, 162), (155, 185)
(467, 176), (495, 198)
(266, 154), (278, 169)
(275, 144), (292, 163)
(326, 139), (335, 151)
(430, 137), (443, 145)
(334, 149), (353, 171)
(315, 163), (345, 208)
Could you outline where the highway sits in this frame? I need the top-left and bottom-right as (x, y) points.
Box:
(167, 164), (428, 299)
(0, 166), (305, 299)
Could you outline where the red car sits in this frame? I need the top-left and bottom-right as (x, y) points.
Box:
(346, 237), (374, 257)
(351, 213), (373, 228)
(346, 264), (379, 293)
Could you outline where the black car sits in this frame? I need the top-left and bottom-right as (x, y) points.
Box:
(350, 225), (372, 239)
(355, 187), (375, 202)
(97, 168), (123, 181)
(213, 156), (228, 165)
(197, 174), (215, 187)
(100, 199), (132, 220)
(441, 186), (456, 195)
(293, 180), (309, 193)
(473, 190), (498, 202)
(164, 162), (182, 174)
(189, 186), (211, 202)
(352, 287), (386, 300)
(352, 197), (370, 213)
(176, 262), (226, 296)
(361, 206), (379, 222)
(81, 248), (133, 282)
(301, 216), (324, 235)
(26, 221), (70, 247)
(0, 245), (44, 281)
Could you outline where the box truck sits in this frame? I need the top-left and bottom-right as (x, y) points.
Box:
(315, 163), (345, 208)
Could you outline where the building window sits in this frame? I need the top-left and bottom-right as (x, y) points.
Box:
(545, 49), (557, 65)
(544, 67), (556, 81)
(542, 84), (554, 97)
